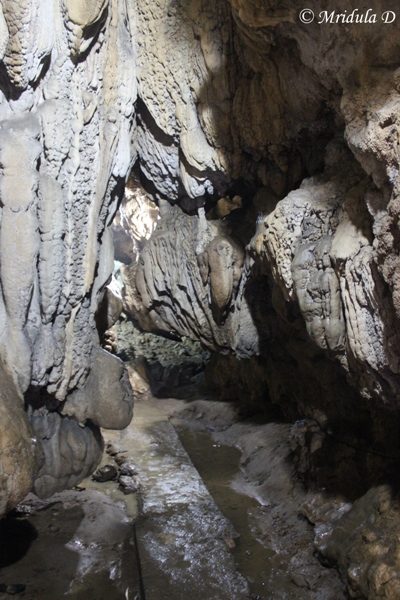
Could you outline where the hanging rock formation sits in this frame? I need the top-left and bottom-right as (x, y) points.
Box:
(131, 205), (257, 355)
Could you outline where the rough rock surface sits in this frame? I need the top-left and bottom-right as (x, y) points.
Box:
(113, 315), (208, 367)
(132, 205), (259, 356)
(252, 139), (399, 405)
(308, 485), (400, 600)
(116, 3), (400, 598)
(62, 346), (133, 430)
(0, 0), (136, 510)
(125, 0), (400, 449)
(31, 412), (103, 499)
(113, 315), (210, 396)
(0, 361), (40, 515)
(3, 1), (400, 597)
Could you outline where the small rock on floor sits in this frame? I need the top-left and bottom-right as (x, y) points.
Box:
(0, 584), (26, 595)
(120, 462), (138, 476)
(92, 464), (118, 482)
(119, 475), (139, 494)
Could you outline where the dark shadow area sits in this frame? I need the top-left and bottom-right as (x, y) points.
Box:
(0, 62), (24, 102)
(148, 361), (207, 399)
(0, 52), (51, 103)
(0, 503), (84, 598)
(0, 512), (38, 568)
(71, 7), (109, 66)
(218, 262), (400, 501)
(137, 98), (176, 147)
(24, 384), (60, 412)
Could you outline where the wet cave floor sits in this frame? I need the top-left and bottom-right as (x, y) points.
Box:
(0, 393), (346, 600)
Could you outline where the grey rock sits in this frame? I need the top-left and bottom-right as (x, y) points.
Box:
(118, 475), (139, 494)
(92, 464), (118, 483)
(114, 451), (130, 466)
(0, 0), (136, 513)
(120, 462), (138, 477)
(131, 205), (258, 357)
(62, 346), (133, 430)
(31, 411), (103, 499)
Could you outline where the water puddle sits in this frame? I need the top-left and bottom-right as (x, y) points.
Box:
(175, 425), (289, 599)
(0, 491), (139, 600)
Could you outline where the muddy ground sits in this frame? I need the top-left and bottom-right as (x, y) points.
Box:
(0, 390), (347, 600)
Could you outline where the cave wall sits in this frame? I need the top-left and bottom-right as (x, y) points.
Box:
(125, 8), (400, 593)
(131, 0), (400, 411)
(0, 0), (137, 509)
(124, 0), (400, 509)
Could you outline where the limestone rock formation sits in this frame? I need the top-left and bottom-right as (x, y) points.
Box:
(128, 0), (400, 421)
(0, 0), (136, 511)
(132, 205), (258, 356)
(2, 0), (400, 596)
(0, 361), (40, 515)
(307, 486), (400, 599)
(112, 4), (400, 597)
(62, 346), (133, 430)
(31, 412), (103, 499)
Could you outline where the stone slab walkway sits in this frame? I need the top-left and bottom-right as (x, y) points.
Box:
(117, 398), (249, 600)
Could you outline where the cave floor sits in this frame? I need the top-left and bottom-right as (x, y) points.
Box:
(0, 393), (346, 600)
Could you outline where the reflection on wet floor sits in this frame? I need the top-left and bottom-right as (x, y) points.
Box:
(123, 400), (249, 600)
(168, 399), (345, 600)
(0, 493), (140, 600)
(0, 397), (345, 600)
(176, 426), (284, 599)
